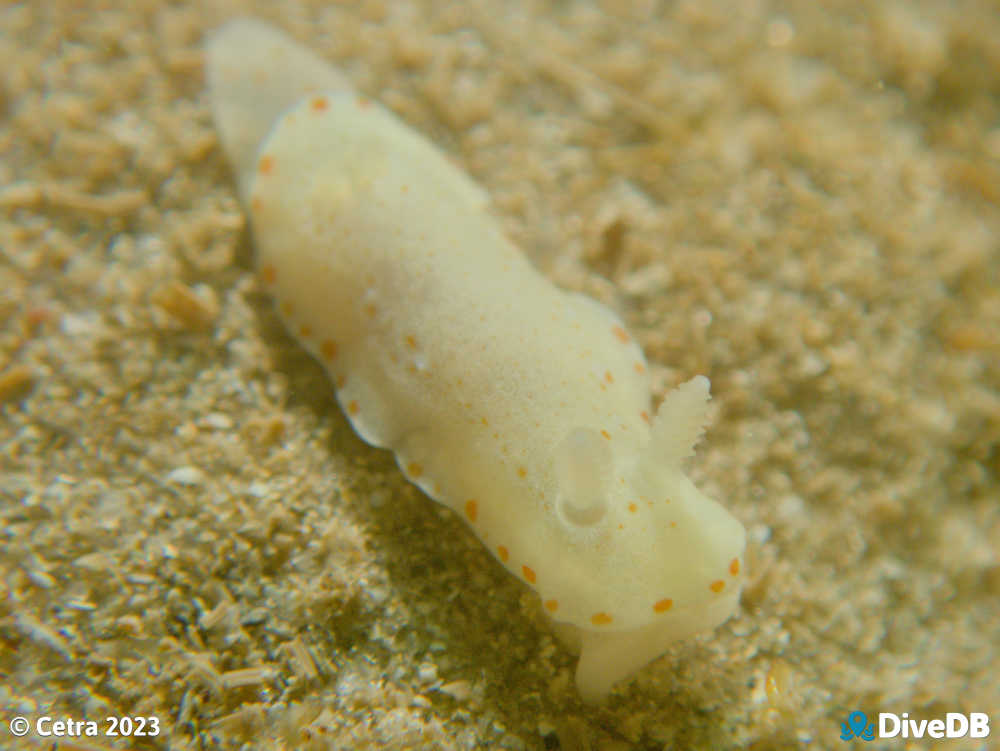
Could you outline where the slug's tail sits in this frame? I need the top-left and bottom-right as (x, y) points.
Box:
(205, 18), (352, 205)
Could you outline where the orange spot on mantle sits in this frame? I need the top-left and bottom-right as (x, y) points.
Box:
(544, 599), (559, 613)
(321, 339), (338, 361)
(612, 325), (630, 344)
(710, 580), (725, 593)
(729, 558), (741, 576)
(310, 96), (328, 112)
(653, 598), (673, 613)
(590, 612), (613, 626)
(497, 546), (509, 563)
(522, 566), (536, 584)
(258, 155), (274, 175)
(464, 499), (478, 523)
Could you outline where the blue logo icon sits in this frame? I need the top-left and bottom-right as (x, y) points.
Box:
(841, 711), (876, 741)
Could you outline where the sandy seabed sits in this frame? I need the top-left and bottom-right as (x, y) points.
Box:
(1, 1), (998, 749)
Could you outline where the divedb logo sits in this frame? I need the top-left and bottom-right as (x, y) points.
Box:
(840, 711), (991, 741)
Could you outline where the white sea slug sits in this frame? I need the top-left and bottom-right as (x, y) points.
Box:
(206, 19), (746, 702)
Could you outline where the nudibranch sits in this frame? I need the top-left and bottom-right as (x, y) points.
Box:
(205, 18), (746, 702)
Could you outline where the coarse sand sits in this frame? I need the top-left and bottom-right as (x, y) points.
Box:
(1, 1), (998, 749)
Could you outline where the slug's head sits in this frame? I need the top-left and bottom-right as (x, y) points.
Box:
(547, 376), (746, 701)
(547, 376), (746, 638)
